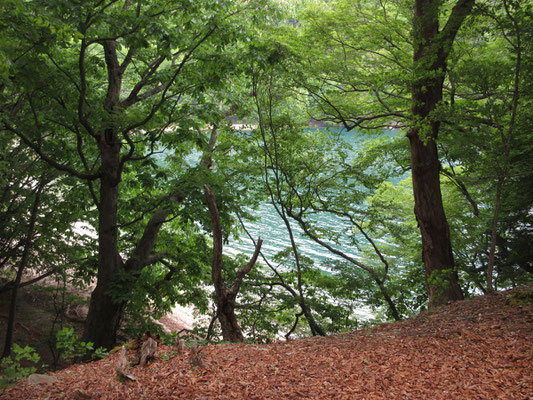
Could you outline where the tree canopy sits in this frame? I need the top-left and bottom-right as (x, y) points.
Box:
(1, 0), (531, 355)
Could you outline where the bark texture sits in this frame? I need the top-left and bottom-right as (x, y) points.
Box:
(83, 125), (123, 349)
(82, 37), (178, 349)
(204, 185), (262, 342)
(407, 0), (474, 308)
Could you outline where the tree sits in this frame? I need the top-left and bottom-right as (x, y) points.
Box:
(405, 0), (476, 306)
(204, 185), (263, 342)
(241, 39), (408, 327)
(286, 0), (481, 307)
(0, 160), (94, 358)
(1, 175), (48, 359)
(253, 109), (402, 321)
(204, 120), (362, 339)
(197, 126), (264, 343)
(437, 0), (533, 291)
(1, 0), (260, 349)
(0, 123), (94, 358)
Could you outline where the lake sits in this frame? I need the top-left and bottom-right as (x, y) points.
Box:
(225, 128), (404, 269)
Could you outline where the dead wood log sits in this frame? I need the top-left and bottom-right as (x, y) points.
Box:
(116, 346), (136, 381)
(139, 337), (157, 367)
(175, 338), (186, 355)
(189, 340), (205, 368)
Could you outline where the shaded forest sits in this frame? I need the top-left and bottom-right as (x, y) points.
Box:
(0, 0), (532, 394)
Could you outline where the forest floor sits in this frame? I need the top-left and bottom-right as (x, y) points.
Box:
(0, 277), (193, 372)
(1, 285), (532, 399)
(0, 281), (90, 372)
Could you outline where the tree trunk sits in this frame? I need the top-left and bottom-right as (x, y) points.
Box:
(217, 298), (245, 343)
(377, 281), (401, 321)
(407, 0), (473, 308)
(82, 133), (123, 350)
(408, 132), (464, 307)
(2, 179), (46, 358)
(204, 185), (262, 343)
(486, 176), (504, 293)
(299, 301), (324, 336)
(82, 38), (128, 350)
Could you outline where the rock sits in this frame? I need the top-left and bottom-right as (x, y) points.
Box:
(27, 373), (58, 385)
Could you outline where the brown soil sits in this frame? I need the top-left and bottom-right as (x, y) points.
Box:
(0, 277), (192, 373)
(0, 282), (88, 372)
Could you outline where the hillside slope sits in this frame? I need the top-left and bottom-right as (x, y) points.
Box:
(2, 287), (532, 399)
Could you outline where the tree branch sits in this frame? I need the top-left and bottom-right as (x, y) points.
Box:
(3, 123), (101, 180)
(0, 270), (56, 295)
(230, 237), (263, 297)
(440, 0), (476, 59)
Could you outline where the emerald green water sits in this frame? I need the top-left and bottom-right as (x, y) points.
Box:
(226, 129), (405, 268)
